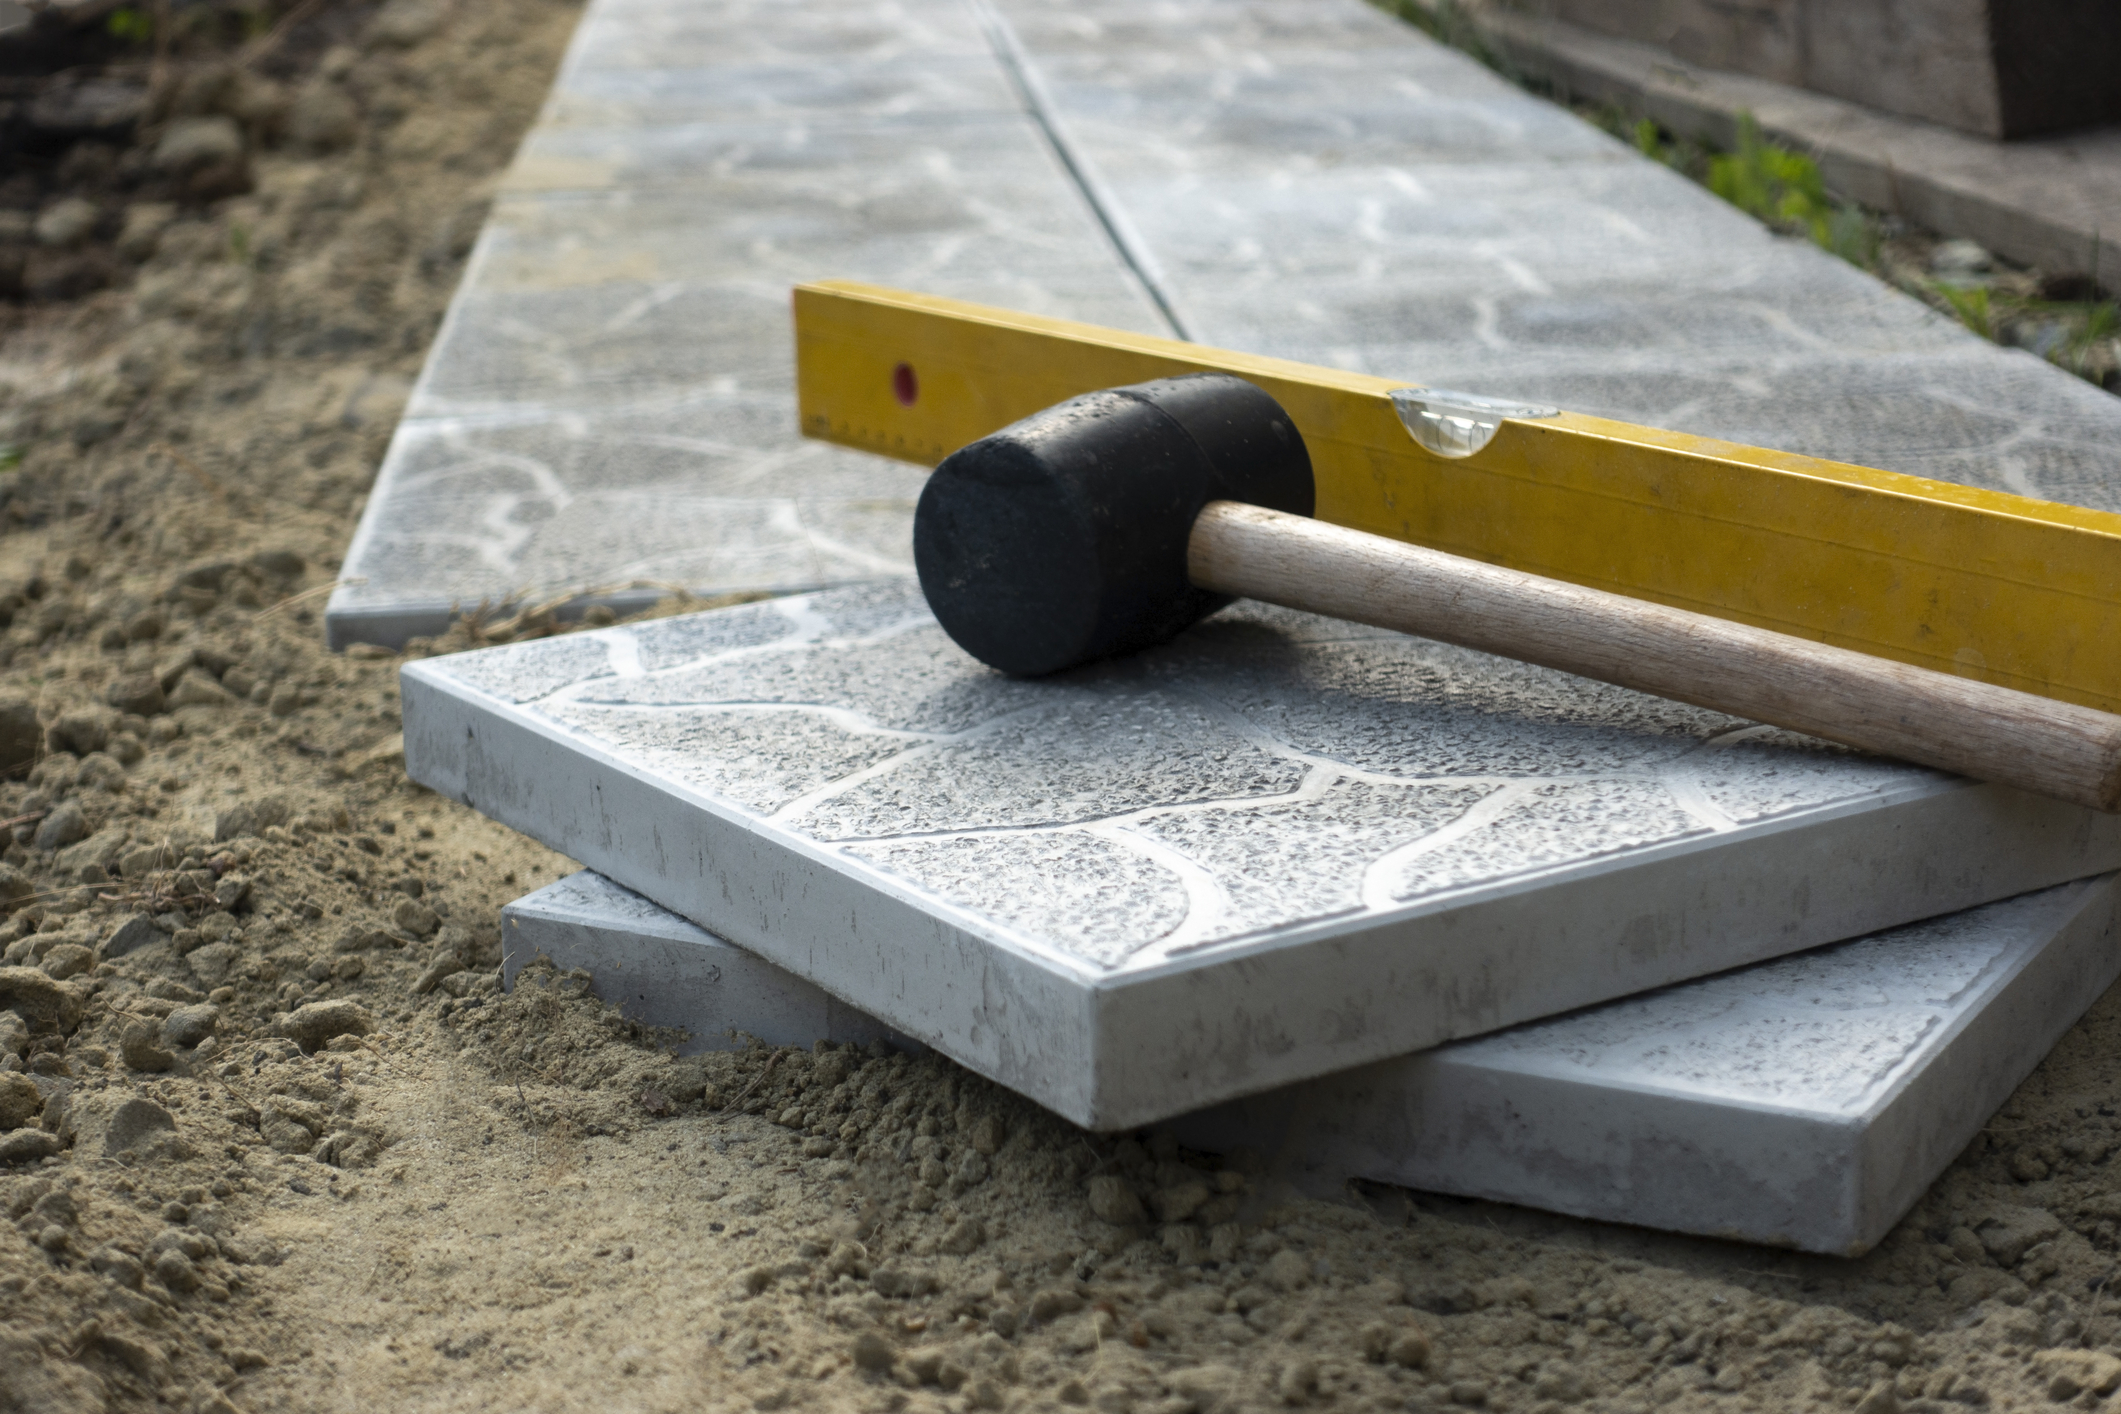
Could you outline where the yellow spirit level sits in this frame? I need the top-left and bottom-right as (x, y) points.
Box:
(794, 280), (2121, 714)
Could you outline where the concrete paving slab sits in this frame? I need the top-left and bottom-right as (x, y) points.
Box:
(400, 581), (2121, 1130)
(1176, 874), (2121, 1255)
(502, 867), (2121, 1254)
(325, 0), (1167, 649)
(501, 870), (918, 1054)
(333, 0), (2121, 652)
(997, 0), (2121, 497)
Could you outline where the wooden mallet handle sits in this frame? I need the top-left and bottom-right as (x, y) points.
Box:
(1191, 500), (2121, 812)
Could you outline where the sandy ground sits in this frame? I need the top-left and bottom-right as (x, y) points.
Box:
(8, 3), (2121, 1412)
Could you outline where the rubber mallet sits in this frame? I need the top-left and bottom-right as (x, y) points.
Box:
(912, 373), (2121, 813)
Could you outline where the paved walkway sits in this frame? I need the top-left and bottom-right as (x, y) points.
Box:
(328, 0), (2121, 648)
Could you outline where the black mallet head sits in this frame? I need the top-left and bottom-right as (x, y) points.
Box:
(912, 373), (1315, 677)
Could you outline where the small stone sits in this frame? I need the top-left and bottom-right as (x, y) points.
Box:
(2033, 1350), (2121, 1398)
(968, 1113), (1006, 1156)
(104, 673), (166, 717)
(317, 1129), (380, 1168)
(187, 943), (238, 988)
(1852, 1379), (1899, 1414)
(0, 966), (86, 1030)
(55, 826), (124, 877)
(39, 944), (93, 981)
(162, 1004), (219, 1049)
(120, 1023), (175, 1073)
(91, 1247), (145, 1288)
(48, 711), (109, 758)
(34, 801), (89, 851)
(277, 999), (375, 1052)
(116, 202), (177, 261)
(33, 197), (98, 249)
(871, 1266), (936, 1299)
(0, 1128), (59, 1164)
(252, 549), (306, 581)
(267, 684), (302, 718)
(213, 796), (289, 842)
(939, 1217), (985, 1255)
(1930, 238), (1992, 277)
(1977, 1206), (2063, 1265)
(152, 1247), (201, 1293)
(1086, 1174), (1145, 1226)
(1028, 1288), (1084, 1324)
(1389, 1329), (1432, 1369)
(0, 1071), (42, 1129)
(261, 1115), (315, 1155)
(1151, 1181), (1210, 1224)
(851, 1331), (895, 1373)
(825, 1241), (868, 1278)
(393, 898), (440, 938)
(1264, 1248), (1311, 1292)
(101, 914), (162, 958)
(0, 1011), (25, 1059)
(37, 1223), (67, 1252)
(152, 116), (244, 173)
(412, 954), (463, 995)
(168, 671), (236, 710)
(368, 0), (447, 47)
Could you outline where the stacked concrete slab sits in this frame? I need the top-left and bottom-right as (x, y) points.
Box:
(403, 583), (2121, 1129)
(509, 869), (2119, 1254)
(369, 0), (2121, 1251)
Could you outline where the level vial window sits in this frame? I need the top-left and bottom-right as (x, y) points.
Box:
(1391, 387), (1558, 458)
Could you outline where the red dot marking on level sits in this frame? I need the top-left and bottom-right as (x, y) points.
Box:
(892, 362), (919, 408)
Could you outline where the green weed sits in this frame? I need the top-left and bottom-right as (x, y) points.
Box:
(1938, 285), (1992, 340)
(1374, 1), (2118, 390)
(105, 7), (153, 44)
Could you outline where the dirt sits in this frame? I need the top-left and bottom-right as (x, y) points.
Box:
(7, 3), (2121, 1412)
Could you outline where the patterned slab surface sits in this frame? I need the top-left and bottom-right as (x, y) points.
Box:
(329, 0), (2121, 650)
(324, 0), (1165, 648)
(1004, 0), (2121, 503)
(403, 583), (2121, 1127)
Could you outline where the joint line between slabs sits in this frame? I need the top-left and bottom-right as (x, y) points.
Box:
(967, 0), (1194, 342)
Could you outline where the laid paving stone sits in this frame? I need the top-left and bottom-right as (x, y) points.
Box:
(325, 0), (1164, 649)
(998, 0), (2121, 504)
(402, 582), (2121, 1129)
(335, 0), (2121, 651)
(501, 869), (916, 1054)
(503, 866), (2119, 1253)
(1175, 874), (2121, 1255)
